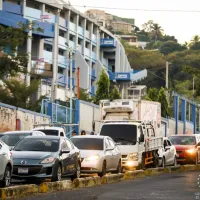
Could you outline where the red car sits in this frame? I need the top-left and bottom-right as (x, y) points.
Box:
(168, 134), (200, 164)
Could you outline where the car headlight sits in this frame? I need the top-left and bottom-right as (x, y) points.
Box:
(186, 149), (196, 154)
(129, 153), (138, 160)
(40, 157), (55, 164)
(85, 155), (100, 161)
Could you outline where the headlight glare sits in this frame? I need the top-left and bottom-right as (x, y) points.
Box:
(85, 155), (100, 161)
(40, 157), (55, 164)
(186, 149), (196, 154)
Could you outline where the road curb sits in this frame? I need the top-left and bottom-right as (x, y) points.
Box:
(0, 184), (38, 199)
(39, 180), (73, 193)
(73, 177), (101, 188)
(101, 173), (124, 184)
(123, 170), (145, 180)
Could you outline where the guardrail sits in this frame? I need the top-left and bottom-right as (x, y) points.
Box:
(0, 164), (199, 199)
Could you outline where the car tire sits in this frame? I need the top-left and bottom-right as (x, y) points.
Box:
(98, 161), (106, 177)
(161, 157), (165, 168)
(195, 154), (198, 165)
(1, 165), (11, 187)
(51, 164), (62, 182)
(71, 161), (81, 180)
(116, 160), (122, 173)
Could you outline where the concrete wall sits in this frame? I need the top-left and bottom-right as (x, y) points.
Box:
(79, 100), (100, 134)
(0, 102), (50, 132)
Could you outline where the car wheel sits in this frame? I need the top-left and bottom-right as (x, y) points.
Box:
(98, 161), (106, 177)
(51, 164), (62, 182)
(195, 154), (198, 165)
(1, 166), (11, 187)
(173, 156), (177, 166)
(116, 160), (122, 173)
(71, 161), (81, 180)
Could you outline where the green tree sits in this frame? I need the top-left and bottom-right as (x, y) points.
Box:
(149, 23), (164, 42)
(79, 88), (92, 102)
(94, 70), (110, 104)
(158, 87), (170, 117)
(0, 23), (43, 77)
(145, 88), (159, 101)
(110, 85), (121, 100)
(0, 78), (41, 111)
(189, 35), (200, 47)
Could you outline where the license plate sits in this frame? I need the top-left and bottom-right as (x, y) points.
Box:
(18, 168), (28, 174)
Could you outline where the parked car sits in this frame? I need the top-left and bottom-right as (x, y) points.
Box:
(32, 127), (66, 137)
(168, 134), (200, 164)
(0, 140), (13, 187)
(1, 131), (46, 150)
(162, 138), (177, 166)
(11, 136), (81, 181)
(0, 132), (4, 138)
(71, 135), (122, 176)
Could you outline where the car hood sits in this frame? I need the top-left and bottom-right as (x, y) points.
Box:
(174, 145), (195, 150)
(79, 150), (103, 158)
(12, 151), (56, 160)
(117, 145), (137, 155)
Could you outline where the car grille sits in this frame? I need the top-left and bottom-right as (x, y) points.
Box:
(13, 165), (42, 176)
(177, 150), (183, 154)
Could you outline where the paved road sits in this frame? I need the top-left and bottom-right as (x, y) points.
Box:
(20, 171), (200, 200)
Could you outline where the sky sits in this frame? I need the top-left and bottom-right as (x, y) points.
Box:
(65, 0), (200, 44)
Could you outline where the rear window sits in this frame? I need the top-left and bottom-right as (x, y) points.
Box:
(37, 129), (59, 136)
(71, 138), (103, 150)
(1, 133), (31, 146)
(169, 136), (196, 145)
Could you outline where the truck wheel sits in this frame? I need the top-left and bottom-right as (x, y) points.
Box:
(153, 154), (159, 168)
(98, 161), (106, 177)
(173, 156), (177, 166)
(161, 157), (165, 168)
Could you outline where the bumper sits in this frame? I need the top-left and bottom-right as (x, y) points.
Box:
(81, 159), (102, 173)
(122, 160), (139, 168)
(176, 152), (196, 163)
(12, 163), (57, 180)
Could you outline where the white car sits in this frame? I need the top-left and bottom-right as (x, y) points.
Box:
(32, 127), (66, 137)
(1, 131), (46, 150)
(163, 137), (177, 166)
(0, 140), (13, 187)
(71, 135), (122, 176)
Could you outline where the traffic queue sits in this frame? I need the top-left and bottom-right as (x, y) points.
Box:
(0, 128), (200, 188)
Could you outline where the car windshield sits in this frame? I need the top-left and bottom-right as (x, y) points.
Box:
(169, 136), (196, 145)
(71, 138), (103, 150)
(100, 124), (137, 145)
(36, 129), (59, 136)
(14, 138), (60, 152)
(1, 133), (31, 146)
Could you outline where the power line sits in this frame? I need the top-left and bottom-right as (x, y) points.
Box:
(43, 2), (200, 13)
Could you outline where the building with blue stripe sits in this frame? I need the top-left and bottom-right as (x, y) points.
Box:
(0, 0), (147, 101)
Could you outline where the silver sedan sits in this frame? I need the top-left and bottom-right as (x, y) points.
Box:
(0, 140), (13, 187)
(71, 135), (122, 176)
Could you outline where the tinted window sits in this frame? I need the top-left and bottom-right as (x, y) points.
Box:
(37, 129), (59, 136)
(1, 133), (31, 146)
(14, 138), (60, 152)
(169, 136), (196, 145)
(100, 124), (137, 145)
(71, 138), (103, 150)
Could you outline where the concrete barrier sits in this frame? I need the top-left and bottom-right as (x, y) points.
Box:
(101, 173), (123, 184)
(39, 180), (72, 193)
(73, 177), (101, 188)
(124, 170), (145, 180)
(0, 184), (38, 199)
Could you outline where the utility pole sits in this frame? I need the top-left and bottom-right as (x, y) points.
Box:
(69, 49), (73, 124)
(166, 61), (169, 93)
(77, 67), (80, 99)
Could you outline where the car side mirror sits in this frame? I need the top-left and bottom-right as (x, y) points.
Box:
(139, 133), (144, 143)
(165, 146), (170, 151)
(61, 150), (70, 154)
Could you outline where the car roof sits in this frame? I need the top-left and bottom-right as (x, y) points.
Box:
(168, 134), (199, 137)
(24, 136), (61, 139)
(3, 131), (44, 134)
(32, 127), (63, 130)
(71, 135), (108, 139)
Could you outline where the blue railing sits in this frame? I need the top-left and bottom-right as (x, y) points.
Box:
(70, 22), (76, 32)
(78, 26), (84, 35)
(25, 7), (41, 20)
(59, 17), (67, 28)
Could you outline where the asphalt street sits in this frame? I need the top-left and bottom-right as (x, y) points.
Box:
(20, 171), (200, 200)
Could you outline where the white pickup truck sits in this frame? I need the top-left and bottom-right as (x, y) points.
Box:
(97, 99), (165, 170)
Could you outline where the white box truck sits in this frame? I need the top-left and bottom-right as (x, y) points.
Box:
(97, 99), (164, 170)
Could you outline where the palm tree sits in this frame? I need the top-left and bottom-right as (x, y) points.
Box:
(189, 35), (200, 47)
(150, 23), (164, 42)
(142, 20), (154, 32)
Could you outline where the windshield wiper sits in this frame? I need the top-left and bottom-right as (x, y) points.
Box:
(113, 138), (136, 144)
